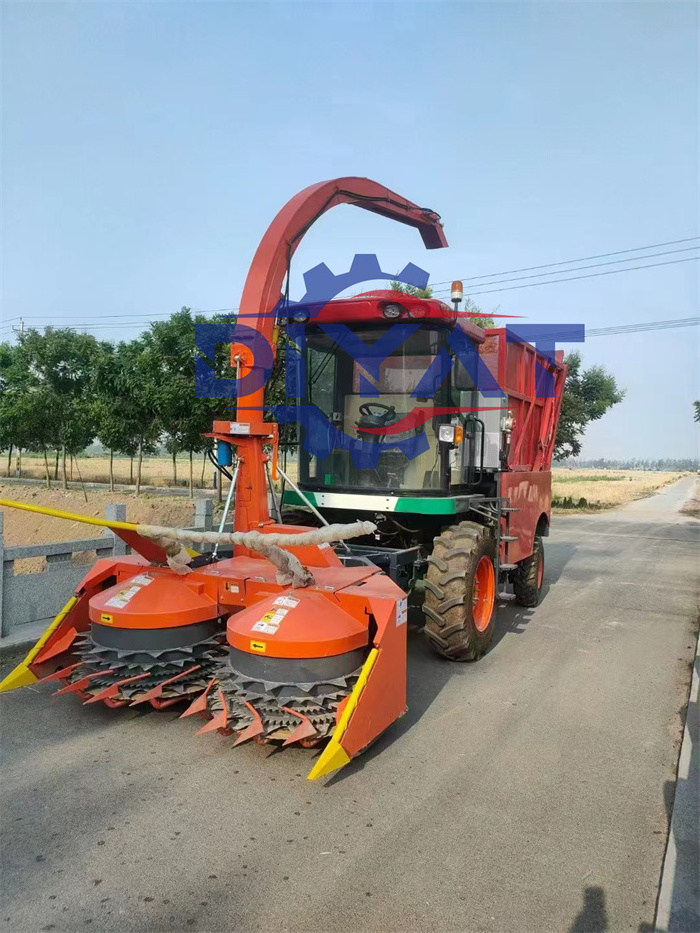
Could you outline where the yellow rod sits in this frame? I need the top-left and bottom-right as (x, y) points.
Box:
(0, 498), (139, 531)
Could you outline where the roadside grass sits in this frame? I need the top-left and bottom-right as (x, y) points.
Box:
(552, 469), (685, 511)
(680, 480), (700, 519)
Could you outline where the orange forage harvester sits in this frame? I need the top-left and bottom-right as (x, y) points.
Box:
(2, 177), (567, 780)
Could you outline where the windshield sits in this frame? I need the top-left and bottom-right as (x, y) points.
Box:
(299, 324), (468, 492)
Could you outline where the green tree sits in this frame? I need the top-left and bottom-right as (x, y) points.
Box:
(694, 400), (700, 423)
(1, 341), (59, 484)
(111, 338), (162, 495)
(0, 342), (21, 476)
(15, 328), (102, 489)
(145, 308), (227, 497)
(554, 352), (625, 459)
(388, 280), (434, 300)
(91, 343), (142, 491)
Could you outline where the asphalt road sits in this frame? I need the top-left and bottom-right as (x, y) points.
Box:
(1, 478), (698, 933)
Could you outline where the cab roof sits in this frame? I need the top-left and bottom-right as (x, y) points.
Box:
(293, 290), (486, 343)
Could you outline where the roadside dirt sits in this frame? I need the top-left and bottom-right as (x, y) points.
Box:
(680, 479), (700, 518)
(0, 484), (202, 572)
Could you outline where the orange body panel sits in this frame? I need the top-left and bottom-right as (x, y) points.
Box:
(89, 572), (218, 629)
(227, 588), (368, 659)
(500, 471), (551, 563)
(340, 578), (407, 759)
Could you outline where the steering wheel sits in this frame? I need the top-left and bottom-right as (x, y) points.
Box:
(358, 403), (395, 418)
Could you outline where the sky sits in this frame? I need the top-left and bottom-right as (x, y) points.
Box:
(2, 1), (698, 460)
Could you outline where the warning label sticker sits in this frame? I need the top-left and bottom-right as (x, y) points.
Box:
(396, 598), (408, 627)
(130, 573), (154, 587)
(104, 584), (142, 609)
(251, 607), (289, 635)
(273, 595), (299, 609)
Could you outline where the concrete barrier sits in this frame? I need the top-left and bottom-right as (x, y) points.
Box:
(0, 500), (216, 640)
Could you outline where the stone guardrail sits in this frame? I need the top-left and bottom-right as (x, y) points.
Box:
(0, 500), (217, 639)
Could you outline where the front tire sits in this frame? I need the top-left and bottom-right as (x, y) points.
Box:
(512, 535), (545, 608)
(423, 522), (497, 661)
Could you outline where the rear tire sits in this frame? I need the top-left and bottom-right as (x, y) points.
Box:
(423, 522), (497, 661)
(512, 535), (544, 608)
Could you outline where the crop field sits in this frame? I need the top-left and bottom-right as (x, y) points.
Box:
(552, 469), (685, 509)
(0, 469), (688, 566)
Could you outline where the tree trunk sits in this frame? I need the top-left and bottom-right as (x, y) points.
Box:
(70, 455), (74, 482)
(17, 448), (22, 477)
(200, 450), (207, 488)
(109, 448), (114, 492)
(130, 457), (134, 485)
(7, 444), (13, 477)
(172, 451), (178, 485)
(136, 441), (143, 496)
(43, 448), (51, 488)
(188, 450), (194, 499)
(61, 445), (68, 490)
(54, 448), (60, 480)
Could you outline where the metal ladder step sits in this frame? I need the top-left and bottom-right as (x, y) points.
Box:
(502, 507), (520, 513)
(497, 592), (516, 602)
(501, 535), (518, 542)
(499, 563), (517, 571)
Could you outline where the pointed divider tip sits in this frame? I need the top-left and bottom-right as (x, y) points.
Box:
(232, 700), (264, 746)
(180, 677), (216, 718)
(307, 739), (351, 781)
(196, 688), (229, 735)
(281, 706), (318, 747)
(131, 664), (201, 706)
(0, 663), (39, 693)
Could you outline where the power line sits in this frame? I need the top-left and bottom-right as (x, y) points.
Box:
(456, 255), (699, 297)
(5, 236), (698, 328)
(3, 241), (698, 334)
(4, 316), (696, 346)
(429, 247), (700, 296)
(0, 306), (240, 333)
(587, 318), (699, 336)
(426, 236), (700, 288)
(0, 307), (239, 335)
(519, 318), (699, 342)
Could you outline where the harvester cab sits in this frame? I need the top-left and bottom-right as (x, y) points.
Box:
(282, 286), (566, 658)
(0, 176), (566, 780)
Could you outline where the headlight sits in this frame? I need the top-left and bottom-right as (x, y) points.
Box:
(290, 308), (310, 323)
(381, 303), (404, 319)
(438, 425), (464, 444)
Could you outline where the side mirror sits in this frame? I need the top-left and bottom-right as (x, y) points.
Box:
(452, 360), (475, 392)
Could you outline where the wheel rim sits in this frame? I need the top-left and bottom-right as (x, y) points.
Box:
(537, 550), (544, 588)
(472, 556), (495, 632)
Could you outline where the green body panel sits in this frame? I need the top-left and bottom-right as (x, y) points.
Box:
(395, 498), (456, 515)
